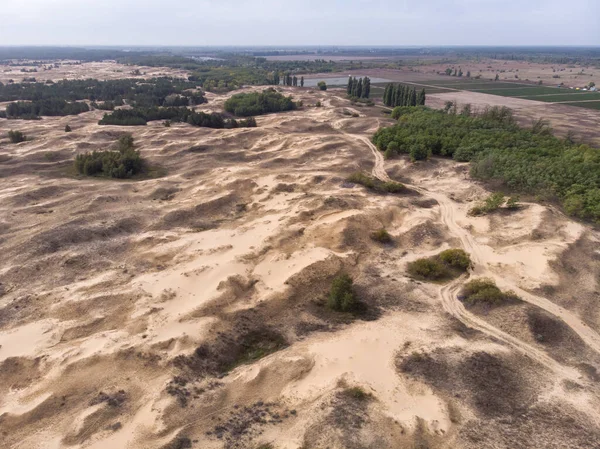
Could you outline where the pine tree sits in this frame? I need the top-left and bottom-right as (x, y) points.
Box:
(363, 77), (370, 98)
(347, 77), (353, 95)
(410, 87), (417, 106)
(356, 78), (363, 98)
(383, 84), (390, 106)
(417, 88), (426, 105)
(300, 76), (304, 87)
(352, 78), (359, 97)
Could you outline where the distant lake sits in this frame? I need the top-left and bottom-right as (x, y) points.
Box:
(302, 76), (392, 87)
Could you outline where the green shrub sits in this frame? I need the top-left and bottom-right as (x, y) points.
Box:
(438, 249), (471, 270)
(506, 196), (520, 209)
(381, 181), (405, 193)
(64, 124), (72, 132)
(347, 172), (376, 189)
(384, 141), (399, 159)
(371, 229), (393, 244)
(469, 192), (506, 216)
(410, 144), (429, 162)
(407, 258), (449, 280)
(328, 274), (356, 312)
(347, 172), (406, 194)
(8, 130), (26, 143)
(407, 249), (472, 281)
(317, 81), (327, 91)
(460, 278), (520, 306)
(343, 386), (372, 401)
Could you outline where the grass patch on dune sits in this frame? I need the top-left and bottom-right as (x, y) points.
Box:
(407, 248), (472, 281)
(459, 278), (521, 307)
(347, 172), (406, 194)
(370, 228), (393, 244)
(342, 386), (373, 401)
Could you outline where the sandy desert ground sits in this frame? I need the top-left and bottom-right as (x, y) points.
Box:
(1, 86), (600, 449)
(0, 61), (188, 84)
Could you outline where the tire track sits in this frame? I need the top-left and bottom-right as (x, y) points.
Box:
(352, 130), (600, 377)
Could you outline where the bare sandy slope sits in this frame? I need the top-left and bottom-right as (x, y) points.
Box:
(1, 87), (600, 449)
(0, 61), (188, 84)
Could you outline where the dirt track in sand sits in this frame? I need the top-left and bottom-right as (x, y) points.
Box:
(1, 83), (600, 449)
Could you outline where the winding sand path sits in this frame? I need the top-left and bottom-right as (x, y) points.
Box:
(351, 131), (600, 377)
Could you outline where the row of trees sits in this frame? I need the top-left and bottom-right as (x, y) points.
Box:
(346, 77), (371, 98)
(444, 67), (470, 77)
(274, 73), (305, 87)
(99, 107), (256, 129)
(383, 84), (426, 107)
(2, 99), (90, 119)
(224, 88), (298, 117)
(372, 106), (600, 221)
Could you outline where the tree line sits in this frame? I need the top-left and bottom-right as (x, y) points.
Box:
(372, 106), (600, 222)
(0, 78), (206, 108)
(98, 107), (256, 129)
(346, 76), (371, 99)
(382, 84), (426, 107)
(1, 99), (90, 119)
(274, 73), (305, 87)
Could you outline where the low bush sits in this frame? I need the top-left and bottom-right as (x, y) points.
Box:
(328, 274), (357, 312)
(347, 172), (406, 194)
(317, 81), (327, 91)
(438, 248), (472, 270)
(469, 192), (509, 216)
(371, 228), (393, 244)
(64, 124), (72, 132)
(342, 386), (372, 401)
(459, 278), (520, 306)
(407, 258), (448, 280)
(8, 130), (26, 143)
(407, 248), (471, 281)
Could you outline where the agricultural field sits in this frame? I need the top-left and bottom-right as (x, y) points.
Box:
(417, 78), (600, 110)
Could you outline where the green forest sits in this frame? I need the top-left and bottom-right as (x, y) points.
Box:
(99, 107), (256, 128)
(1, 99), (90, 119)
(372, 106), (600, 222)
(224, 89), (298, 117)
(0, 78), (206, 108)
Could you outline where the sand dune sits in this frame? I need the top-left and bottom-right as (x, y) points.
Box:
(1, 86), (600, 448)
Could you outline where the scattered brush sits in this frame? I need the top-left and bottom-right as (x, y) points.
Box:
(347, 172), (406, 194)
(469, 192), (520, 216)
(407, 248), (472, 281)
(459, 278), (521, 307)
(370, 228), (393, 244)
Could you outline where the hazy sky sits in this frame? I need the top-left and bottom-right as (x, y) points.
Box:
(0, 0), (598, 46)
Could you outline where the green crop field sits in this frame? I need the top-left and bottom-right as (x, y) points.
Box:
(561, 101), (600, 110)
(517, 93), (600, 102)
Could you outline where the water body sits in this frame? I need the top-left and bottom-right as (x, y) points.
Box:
(302, 76), (392, 87)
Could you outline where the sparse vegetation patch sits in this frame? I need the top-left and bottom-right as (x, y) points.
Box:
(407, 248), (472, 281)
(459, 278), (521, 307)
(347, 172), (406, 194)
(73, 134), (144, 179)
